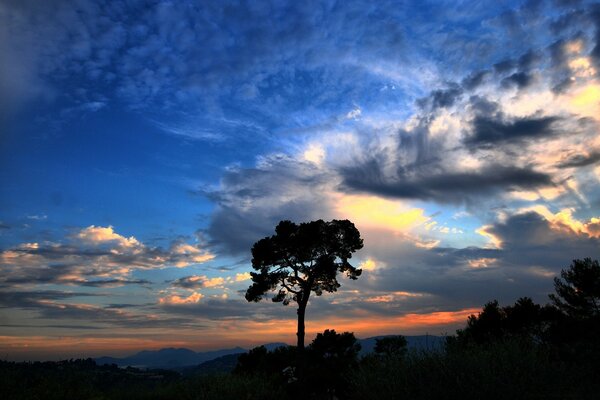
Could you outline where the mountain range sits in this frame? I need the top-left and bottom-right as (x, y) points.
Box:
(95, 335), (445, 370)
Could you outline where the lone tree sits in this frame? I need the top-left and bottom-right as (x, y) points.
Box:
(245, 219), (363, 349)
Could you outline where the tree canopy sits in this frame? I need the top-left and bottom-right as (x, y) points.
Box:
(245, 219), (363, 349)
(550, 258), (600, 319)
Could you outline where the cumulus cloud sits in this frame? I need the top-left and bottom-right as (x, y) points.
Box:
(170, 275), (225, 290)
(0, 225), (214, 287)
(158, 291), (204, 305)
(75, 225), (141, 248)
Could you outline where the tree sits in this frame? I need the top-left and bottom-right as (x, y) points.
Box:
(374, 335), (408, 358)
(245, 219), (363, 350)
(306, 329), (361, 396)
(310, 329), (361, 361)
(549, 258), (600, 319)
(451, 297), (555, 346)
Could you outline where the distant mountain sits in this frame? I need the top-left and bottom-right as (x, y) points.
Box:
(95, 337), (444, 371)
(95, 346), (246, 369)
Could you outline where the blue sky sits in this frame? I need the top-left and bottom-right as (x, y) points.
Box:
(1, 0), (600, 360)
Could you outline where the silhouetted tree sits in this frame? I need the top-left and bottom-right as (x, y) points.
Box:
(549, 258), (600, 319)
(245, 219), (363, 350)
(309, 329), (361, 361)
(452, 297), (555, 346)
(374, 335), (408, 358)
(234, 345), (298, 377)
(234, 346), (269, 375)
(306, 329), (361, 397)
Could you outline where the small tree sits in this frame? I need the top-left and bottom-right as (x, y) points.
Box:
(245, 219), (363, 350)
(550, 258), (600, 319)
(307, 329), (361, 396)
(374, 335), (408, 358)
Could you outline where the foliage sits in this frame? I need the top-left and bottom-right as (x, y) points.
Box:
(234, 330), (361, 398)
(245, 219), (363, 348)
(305, 330), (361, 397)
(374, 335), (408, 358)
(549, 258), (600, 319)
(0, 359), (286, 400)
(234, 345), (297, 378)
(349, 340), (599, 400)
(450, 297), (557, 346)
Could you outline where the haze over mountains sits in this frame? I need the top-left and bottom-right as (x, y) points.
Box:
(95, 335), (445, 370)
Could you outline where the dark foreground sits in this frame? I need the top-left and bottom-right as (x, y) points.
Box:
(2, 339), (599, 400)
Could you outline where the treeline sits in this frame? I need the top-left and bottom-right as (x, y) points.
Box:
(1, 258), (599, 399)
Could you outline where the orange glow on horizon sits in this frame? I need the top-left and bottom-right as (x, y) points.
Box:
(1, 308), (479, 360)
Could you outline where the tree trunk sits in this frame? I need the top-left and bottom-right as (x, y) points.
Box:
(297, 301), (307, 350)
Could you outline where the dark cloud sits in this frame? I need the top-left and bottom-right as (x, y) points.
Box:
(501, 72), (534, 89)
(169, 276), (222, 290)
(461, 70), (490, 90)
(340, 163), (552, 203)
(487, 211), (600, 268)
(0, 290), (98, 309)
(557, 152), (600, 168)
(105, 304), (140, 309)
(466, 115), (560, 147)
(468, 95), (501, 115)
(518, 50), (541, 70)
(417, 84), (463, 110)
(493, 59), (515, 74)
(79, 279), (152, 288)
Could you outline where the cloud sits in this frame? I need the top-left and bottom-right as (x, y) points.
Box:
(501, 71), (535, 89)
(557, 151), (600, 168)
(340, 162), (552, 204)
(205, 154), (334, 255)
(0, 225), (214, 287)
(417, 84), (463, 111)
(26, 214), (47, 221)
(158, 291), (204, 305)
(170, 275), (226, 290)
(75, 225), (141, 248)
(466, 115), (560, 147)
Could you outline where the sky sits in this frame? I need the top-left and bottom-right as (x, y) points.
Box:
(1, 0), (600, 361)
